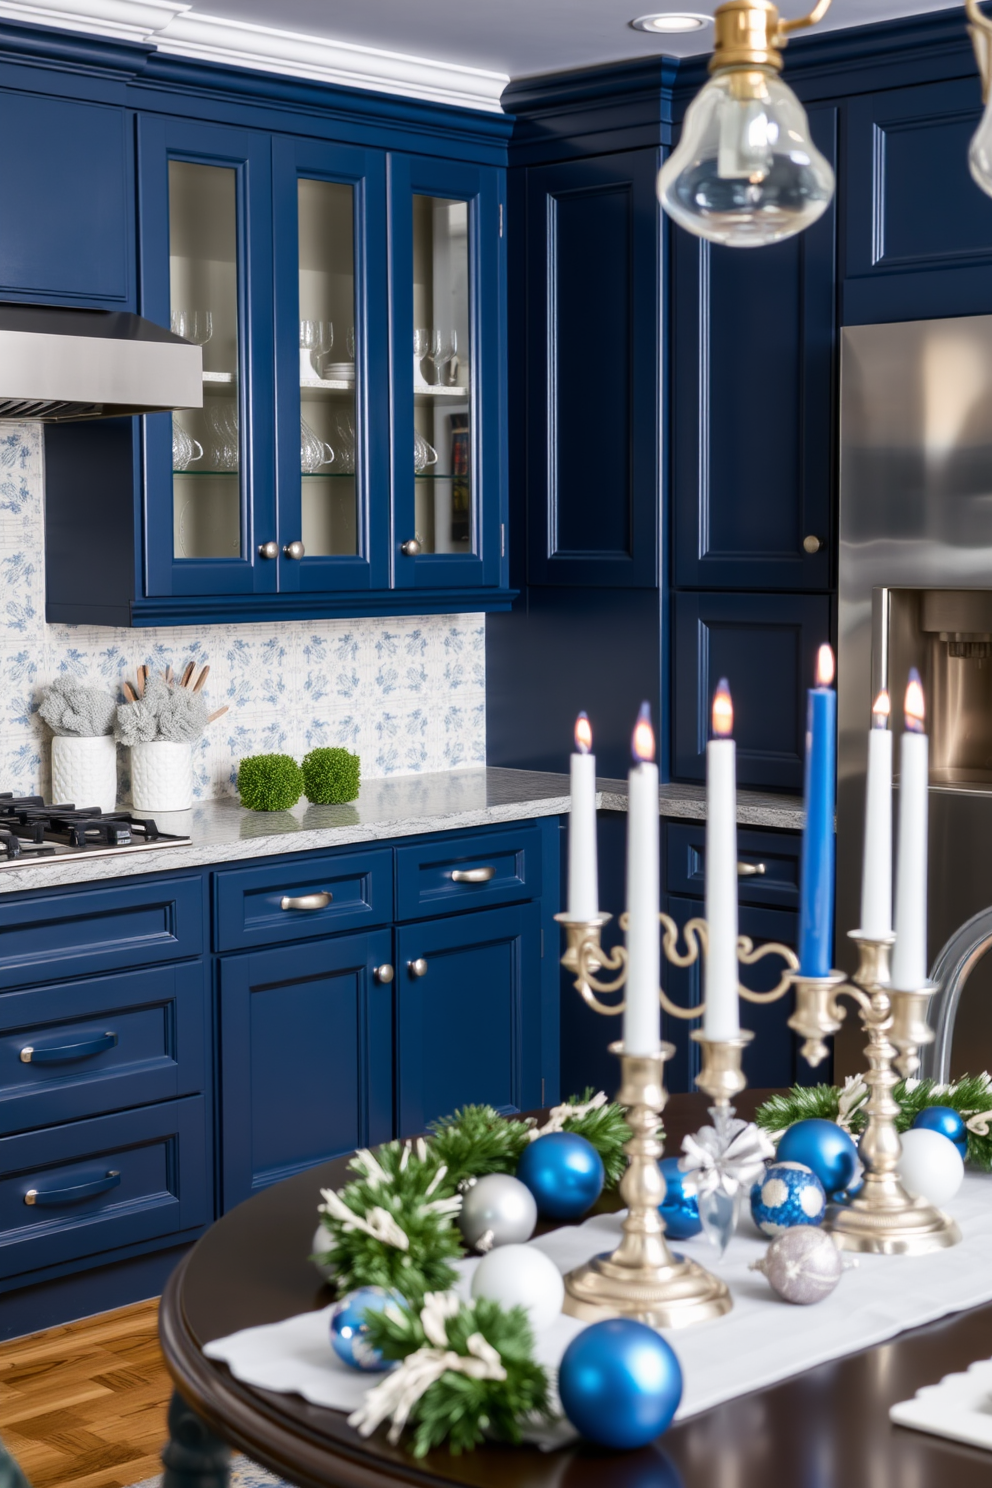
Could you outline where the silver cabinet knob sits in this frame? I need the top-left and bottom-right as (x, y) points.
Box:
(803, 535), (822, 554)
(450, 866), (496, 883)
(284, 540), (306, 560)
(401, 538), (422, 557)
(280, 890), (332, 910)
(374, 964), (395, 984)
(258, 540), (279, 559)
(737, 862), (766, 877)
(408, 957), (428, 978)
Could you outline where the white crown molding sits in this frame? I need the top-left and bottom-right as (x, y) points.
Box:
(0, 0), (509, 111)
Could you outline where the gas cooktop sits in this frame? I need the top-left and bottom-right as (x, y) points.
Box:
(0, 795), (190, 869)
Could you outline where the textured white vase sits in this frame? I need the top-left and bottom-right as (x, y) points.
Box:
(51, 734), (117, 813)
(130, 741), (193, 813)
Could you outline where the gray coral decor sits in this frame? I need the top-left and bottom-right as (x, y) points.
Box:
(114, 675), (210, 745)
(38, 677), (116, 737)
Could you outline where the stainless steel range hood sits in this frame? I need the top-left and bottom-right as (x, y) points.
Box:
(0, 305), (203, 421)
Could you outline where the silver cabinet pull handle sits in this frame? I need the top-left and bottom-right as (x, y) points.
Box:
(374, 964), (394, 984)
(401, 538), (422, 556)
(408, 958), (428, 978)
(737, 862), (766, 877)
(25, 1170), (120, 1207)
(258, 540), (279, 559)
(450, 866), (496, 884)
(20, 1032), (117, 1065)
(284, 539), (306, 560)
(280, 890), (332, 910)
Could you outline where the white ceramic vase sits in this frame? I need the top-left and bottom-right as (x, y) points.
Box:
(51, 734), (117, 813)
(130, 741), (194, 813)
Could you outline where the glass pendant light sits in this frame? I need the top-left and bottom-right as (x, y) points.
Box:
(966, 0), (992, 197)
(657, 0), (835, 248)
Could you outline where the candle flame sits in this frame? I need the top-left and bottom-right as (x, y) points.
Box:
(574, 712), (592, 755)
(816, 644), (835, 688)
(905, 669), (925, 733)
(712, 679), (733, 739)
(872, 690), (890, 728)
(631, 701), (655, 764)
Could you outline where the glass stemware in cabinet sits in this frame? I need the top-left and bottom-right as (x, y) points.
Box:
(169, 160), (241, 561)
(297, 176), (359, 557)
(412, 195), (472, 554)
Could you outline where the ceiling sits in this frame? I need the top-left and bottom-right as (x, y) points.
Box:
(190, 0), (964, 81)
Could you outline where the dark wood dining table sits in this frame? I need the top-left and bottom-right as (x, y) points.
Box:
(159, 1092), (992, 1488)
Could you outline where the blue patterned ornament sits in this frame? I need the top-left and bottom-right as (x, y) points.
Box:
(912, 1105), (968, 1160)
(659, 1157), (702, 1239)
(777, 1119), (859, 1198)
(329, 1287), (398, 1371)
(749, 1161), (826, 1236)
(517, 1131), (604, 1221)
(559, 1319), (683, 1450)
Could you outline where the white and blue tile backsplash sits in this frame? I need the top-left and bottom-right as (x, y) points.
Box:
(0, 423), (486, 802)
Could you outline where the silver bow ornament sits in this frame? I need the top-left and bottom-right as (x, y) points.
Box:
(679, 1115), (776, 1200)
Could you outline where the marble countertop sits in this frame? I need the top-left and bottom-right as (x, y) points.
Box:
(0, 767), (804, 894)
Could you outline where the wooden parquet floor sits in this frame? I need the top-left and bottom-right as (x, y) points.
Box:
(0, 1300), (171, 1488)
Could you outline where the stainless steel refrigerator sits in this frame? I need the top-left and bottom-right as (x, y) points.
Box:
(838, 314), (992, 1078)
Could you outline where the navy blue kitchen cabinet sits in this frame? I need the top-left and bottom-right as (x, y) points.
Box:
(523, 149), (661, 590)
(218, 928), (395, 1210)
(0, 814), (560, 1334)
(844, 77), (992, 326)
(671, 109), (836, 594)
(395, 903), (542, 1135)
(0, 89), (133, 308)
(32, 20), (512, 627)
(672, 592), (831, 791)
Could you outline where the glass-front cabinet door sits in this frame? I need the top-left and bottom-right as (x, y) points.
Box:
(139, 117), (275, 598)
(272, 138), (388, 594)
(389, 156), (503, 591)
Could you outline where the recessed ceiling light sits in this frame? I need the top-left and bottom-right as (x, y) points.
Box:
(631, 12), (711, 32)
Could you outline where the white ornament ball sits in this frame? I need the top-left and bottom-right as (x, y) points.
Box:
(471, 1243), (565, 1332)
(458, 1173), (538, 1251)
(311, 1224), (336, 1280)
(898, 1127), (965, 1207)
(753, 1225), (843, 1305)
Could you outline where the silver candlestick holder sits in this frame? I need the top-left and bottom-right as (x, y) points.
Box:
(788, 932), (961, 1255)
(556, 910), (798, 1328)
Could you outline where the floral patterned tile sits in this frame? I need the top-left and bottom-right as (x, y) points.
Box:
(0, 733), (45, 797)
(369, 619), (435, 702)
(0, 643), (42, 732)
(369, 702), (434, 776)
(438, 698), (486, 770)
(298, 623), (372, 709)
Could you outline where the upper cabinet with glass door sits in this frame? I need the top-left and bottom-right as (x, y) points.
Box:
(390, 156), (503, 593)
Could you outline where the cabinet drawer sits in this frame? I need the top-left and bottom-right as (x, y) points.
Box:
(395, 826), (542, 922)
(0, 965), (204, 1136)
(214, 849), (392, 952)
(666, 823), (801, 908)
(0, 1097), (208, 1282)
(0, 876), (202, 990)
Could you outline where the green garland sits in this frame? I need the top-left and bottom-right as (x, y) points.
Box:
(353, 1292), (552, 1456)
(429, 1088), (634, 1190)
(316, 1141), (463, 1299)
(755, 1074), (992, 1170)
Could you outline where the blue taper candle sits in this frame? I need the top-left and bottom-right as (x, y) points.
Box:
(799, 644), (837, 976)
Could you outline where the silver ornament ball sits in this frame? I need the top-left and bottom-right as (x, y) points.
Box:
(753, 1224), (843, 1305)
(458, 1173), (537, 1251)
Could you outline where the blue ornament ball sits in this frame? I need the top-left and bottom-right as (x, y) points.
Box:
(750, 1160), (826, 1236)
(777, 1119), (859, 1198)
(912, 1105), (968, 1160)
(517, 1131), (605, 1221)
(659, 1157), (702, 1239)
(559, 1319), (683, 1450)
(329, 1286), (397, 1371)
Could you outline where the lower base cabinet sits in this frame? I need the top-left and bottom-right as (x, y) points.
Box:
(219, 929), (395, 1211)
(396, 902), (542, 1135)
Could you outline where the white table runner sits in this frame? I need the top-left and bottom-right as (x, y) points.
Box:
(205, 1173), (992, 1436)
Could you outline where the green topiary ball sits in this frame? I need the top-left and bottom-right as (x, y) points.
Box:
(302, 746), (361, 804)
(237, 753), (303, 811)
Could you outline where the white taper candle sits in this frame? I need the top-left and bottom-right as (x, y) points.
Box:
(704, 680), (740, 1040)
(860, 691), (892, 939)
(624, 703), (661, 1055)
(891, 670), (929, 992)
(568, 713), (598, 919)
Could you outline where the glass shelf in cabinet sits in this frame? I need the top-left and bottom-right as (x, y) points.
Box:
(173, 469), (240, 476)
(413, 386), (467, 399)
